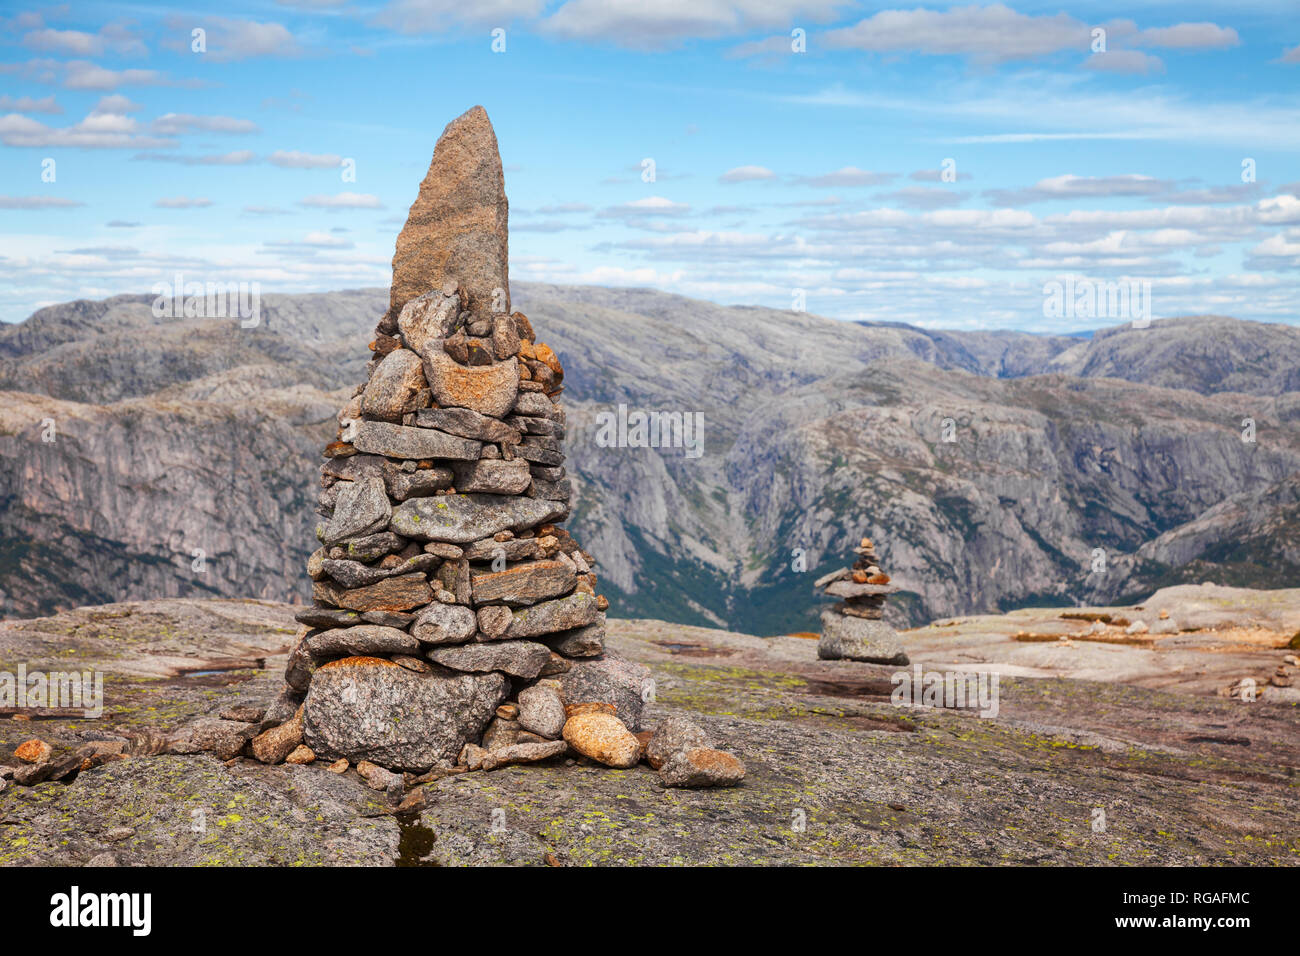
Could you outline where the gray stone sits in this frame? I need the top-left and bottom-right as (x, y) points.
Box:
(823, 580), (900, 600)
(427, 640), (551, 679)
(543, 620), (606, 657)
(389, 493), (568, 543)
(167, 717), (256, 761)
(512, 392), (560, 420)
(516, 683), (566, 739)
(397, 285), (460, 355)
(416, 406), (521, 443)
(333, 531), (406, 563)
(321, 476), (391, 548)
(303, 625), (421, 660)
(505, 592), (601, 639)
(303, 656), (507, 771)
(387, 468), (453, 501)
(559, 657), (651, 732)
(353, 421), (481, 461)
(465, 739), (567, 771)
(516, 436), (564, 466)
(658, 748), (746, 788)
(646, 716), (710, 770)
(411, 602), (478, 644)
(817, 609), (909, 664)
(293, 607), (363, 629)
(361, 348), (428, 422)
(322, 553), (437, 589)
(462, 536), (540, 562)
(452, 458), (531, 494)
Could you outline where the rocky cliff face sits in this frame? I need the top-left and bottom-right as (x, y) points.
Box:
(1, 285), (1297, 630)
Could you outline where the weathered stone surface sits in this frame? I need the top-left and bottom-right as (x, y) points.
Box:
(321, 554), (435, 589)
(411, 602), (478, 644)
(476, 603), (512, 638)
(352, 420), (481, 461)
(452, 458), (531, 495)
(389, 494), (568, 543)
(817, 609), (909, 665)
(516, 436), (564, 466)
(823, 580), (900, 600)
(562, 712), (641, 768)
(387, 105), (509, 322)
(504, 592), (600, 639)
(303, 656), (507, 771)
(397, 285), (460, 355)
(333, 531), (405, 563)
(284, 745), (316, 765)
(168, 717), (255, 761)
(219, 704), (266, 723)
(646, 716), (710, 770)
(251, 707), (304, 765)
(416, 406), (520, 443)
(658, 748), (745, 788)
(303, 625), (421, 660)
(543, 620), (605, 658)
(559, 657), (651, 731)
(361, 349), (428, 422)
(512, 391), (560, 419)
(336, 573), (432, 613)
(420, 349), (519, 418)
(463, 739), (567, 771)
(517, 683), (566, 739)
(462, 535), (541, 562)
(361, 610), (416, 628)
(321, 476), (391, 548)
(427, 640), (551, 679)
(15, 739), (52, 764)
(293, 607), (363, 629)
(471, 559), (576, 607)
(387, 468), (453, 501)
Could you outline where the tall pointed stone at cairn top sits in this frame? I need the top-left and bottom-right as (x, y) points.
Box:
(387, 105), (509, 322)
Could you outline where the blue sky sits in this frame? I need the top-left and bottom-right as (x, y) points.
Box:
(1, 1), (1297, 331)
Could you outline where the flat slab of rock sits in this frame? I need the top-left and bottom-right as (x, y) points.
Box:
(823, 580), (900, 599)
(389, 494), (568, 543)
(336, 573), (433, 613)
(416, 406), (520, 443)
(321, 476), (391, 548)
(453, 458), (531, 494)
(352, 420), (481, 461)
(387, 105), (509, 321)
(542, 620), (605, 658)
(504, 591), (601, 639)
(818, 608), (909, 664)
(303, 656), (507, 771)
(471, 559), (576, 607)
(303, 625), (421, 660)
(427, 640), (551, 680)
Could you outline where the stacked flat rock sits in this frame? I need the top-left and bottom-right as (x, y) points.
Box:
(261, 106), (644, 775)
(813, 537), (910, 665)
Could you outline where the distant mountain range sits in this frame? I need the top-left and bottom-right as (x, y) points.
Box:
(1, 284), (1297, 632)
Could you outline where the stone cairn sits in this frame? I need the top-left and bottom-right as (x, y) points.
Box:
(235, 107), (744, 792)
(813, 536), (910, 665)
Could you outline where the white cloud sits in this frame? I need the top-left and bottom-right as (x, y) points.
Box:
(0, 97), (175, 148)
(986, 174), (1171, 206)
(0, 94), (61, 114)
(154, 197), (214, 209)
(133, 150), (257, 165)
(269, 150), (343, 168)
(541, 0), (846, 48)
(297, 192), (385, 209)
(376, 0), (546, 32)
(151, 113), (260, 135)
(598, 196), (691, 218)
(1138, 23), (1239, 49)
(720, 165), (775, 184)
(0, 196), (85, 209)
(1084, 50), (1164, 74)
(793, 167), (895, 188)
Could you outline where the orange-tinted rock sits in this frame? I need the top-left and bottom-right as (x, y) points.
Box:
(15, 739), (51, 764)
(420, 349), (519, 418)
(658, 747), (746, 788)
(561, 712), (641, 768)
(336, 573), (433, 612)
(387, 105), (509, 322)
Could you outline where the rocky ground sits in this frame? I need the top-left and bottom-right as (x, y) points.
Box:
(1, 587), (1297, 866)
